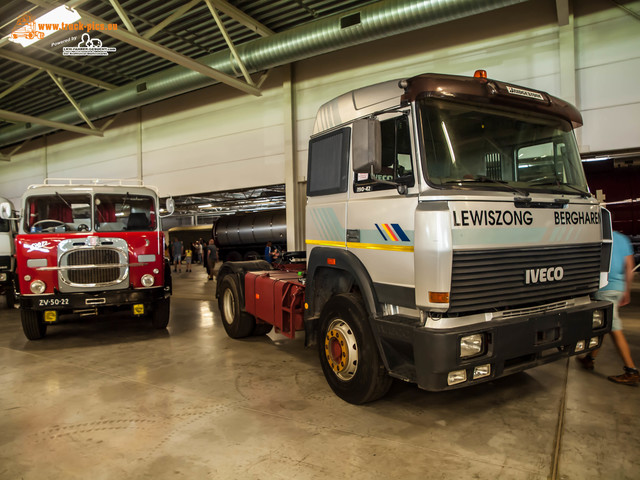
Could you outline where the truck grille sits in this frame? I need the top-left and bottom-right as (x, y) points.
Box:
(66, 249), (121, 284)
(449, 244), (601, 313)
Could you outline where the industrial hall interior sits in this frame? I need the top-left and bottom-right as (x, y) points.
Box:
(1, 0), (639, 479)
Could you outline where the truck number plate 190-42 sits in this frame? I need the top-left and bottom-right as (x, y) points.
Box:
(38, 297), (70, 307)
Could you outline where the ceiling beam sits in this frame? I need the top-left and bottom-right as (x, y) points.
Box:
(0, 109), (103, 137)
(0, 69), (44, 100)
(0, 49), (117, 90)
(204, 0), (254, 86)
(46, 71), (97, 130)
(143, 0), (201, 40)
(210, 0), (274, 37)
(73, 8), (261, 96)
(108, 0), (139, 34)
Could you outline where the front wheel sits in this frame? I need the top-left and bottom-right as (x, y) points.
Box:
(21, 309), (47, 340)
(318, 293), (392, 404)
(151, 298), (170, 329)
(218, 275), (255, 338)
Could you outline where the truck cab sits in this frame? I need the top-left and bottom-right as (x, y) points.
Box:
(1, 179), (172, 339)
(304, 71), (613, 399)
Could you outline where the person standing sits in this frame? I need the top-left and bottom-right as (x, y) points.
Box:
(172, 237), (183, 273)
(206, 239), (217, 280)
(578, 231), (639, 385)
(198, 241), (204, 265)
(264, 241), (279, 263)
(184, 246), (192, 272)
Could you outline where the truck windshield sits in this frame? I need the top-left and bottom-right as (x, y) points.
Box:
(418, 99), (589, 196)
(25, 194), (91, 233)
(94, 194), (156, 232)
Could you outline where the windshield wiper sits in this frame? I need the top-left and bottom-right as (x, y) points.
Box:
(445, 176), (529, 197)
(530, 181), (591, 198)
(55, 191), (71, 209)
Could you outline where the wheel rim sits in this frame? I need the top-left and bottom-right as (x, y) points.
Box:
(324, 318), (358, 381)
(222, 288), (235, 324)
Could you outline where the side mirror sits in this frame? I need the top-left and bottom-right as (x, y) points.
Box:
(0, 202), (13, 220)
(352, 118), (381, 174)
(160, 197), (175, 218)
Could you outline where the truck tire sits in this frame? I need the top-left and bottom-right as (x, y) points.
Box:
(152, 298), (170, 329)
(318, 293), (392, 404)
(21, 309), (47, 340)
(4, 289), (15, 309)
(218, 275), (255, 338)
(252, 322), (273, 336)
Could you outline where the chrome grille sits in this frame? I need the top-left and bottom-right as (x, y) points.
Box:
(450, 244), (601, 313)
(66, 249), (121, 284)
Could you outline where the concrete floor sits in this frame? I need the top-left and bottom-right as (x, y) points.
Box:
(1, 264), (638, 480)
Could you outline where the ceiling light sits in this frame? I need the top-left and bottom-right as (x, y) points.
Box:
(8, 6), (81, 48)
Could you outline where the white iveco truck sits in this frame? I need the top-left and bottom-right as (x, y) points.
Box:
(216, 70), (613, 404)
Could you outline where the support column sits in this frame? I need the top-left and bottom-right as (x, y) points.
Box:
(283, 64), (305, 251)
(557, 8), (579, 145)
(137, 107), (143, 181)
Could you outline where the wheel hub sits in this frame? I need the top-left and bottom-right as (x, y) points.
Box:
(222, 289), (235, 324)
(324, 319), (358, 381)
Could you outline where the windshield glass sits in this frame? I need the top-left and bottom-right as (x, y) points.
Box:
(418, 99), (589, 195)
(95, 194), (156, 232)
(25, 194), (92, 233)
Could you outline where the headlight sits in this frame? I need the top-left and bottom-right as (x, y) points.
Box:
(460, 334), (484, 358)
(0, 273), (7, 282)
(141, 274), (155, 287)
(592, 309), (604, 328)
(448, 369), (467, 386)
(30, 279), (46, 294)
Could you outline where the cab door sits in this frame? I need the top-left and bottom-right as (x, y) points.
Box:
(305, 127), (351, 255)
(346, 112), (418, 308)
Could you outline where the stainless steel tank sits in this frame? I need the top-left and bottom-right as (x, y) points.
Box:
(215, 210), (286, 247)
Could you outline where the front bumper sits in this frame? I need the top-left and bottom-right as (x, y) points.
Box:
(20, 286), (169, 313)
(374, 299), (612, 391)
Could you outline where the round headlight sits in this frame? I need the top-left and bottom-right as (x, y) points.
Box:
(141, 274), (155, 287)
(30, 279), (46, 294)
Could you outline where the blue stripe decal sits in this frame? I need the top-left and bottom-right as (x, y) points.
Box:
(391, 224), (410, 242)
(375, 224), (387, 241)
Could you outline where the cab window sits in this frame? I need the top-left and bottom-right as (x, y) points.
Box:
(354, 115), (415, 192)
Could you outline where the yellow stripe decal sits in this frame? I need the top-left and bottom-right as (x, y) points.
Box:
(305, 239), (346, 247)
(347, 242), (414, 252)
(306, 239), (413, 252)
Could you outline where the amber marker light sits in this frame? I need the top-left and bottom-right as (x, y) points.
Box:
(429, 292), (450, 303)
(474, 69), (488, 79)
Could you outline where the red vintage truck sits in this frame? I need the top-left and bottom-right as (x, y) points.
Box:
(0, 179), (172, 340)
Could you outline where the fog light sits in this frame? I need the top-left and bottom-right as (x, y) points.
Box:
(141, 274), (155, 287)
(589, 337), (599, 349)
(575, 340), (586, 353)
(460, 334), (483, 358)
(0, 273), (6, 282)
(447, 369), (467, 386)
(592, 309), (604, 328)
(30, 279), (46, 294)
(473, 364), (491, 379)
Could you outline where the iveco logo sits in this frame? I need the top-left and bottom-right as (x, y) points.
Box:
(525, 266), (564, 284)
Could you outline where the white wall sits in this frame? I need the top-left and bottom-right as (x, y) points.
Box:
(1, 0), (638, 204)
